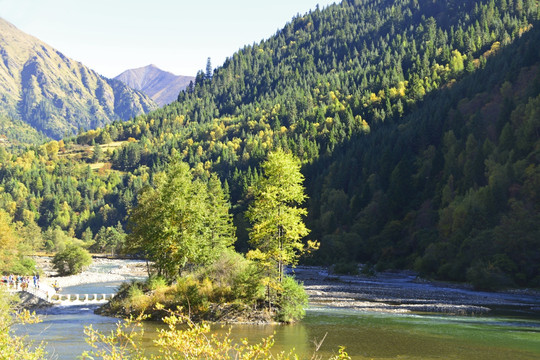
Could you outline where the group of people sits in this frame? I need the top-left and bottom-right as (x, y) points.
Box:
(1, 274), (40, 290)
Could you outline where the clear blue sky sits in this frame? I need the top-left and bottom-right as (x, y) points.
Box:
(0, 0), (337, 78)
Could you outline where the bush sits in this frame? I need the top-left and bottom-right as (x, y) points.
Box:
(333, 261), (359, 275)
(0, 287), (46, 359)
(83, 308), (353, 360)
(195, 249), (264, 304)
(10, 257), (36, 275)
(232, 261), (264, 304)
(126, 283), (152, 313)
(52, 244), (92, 276)
(148, 276), (168, 290)
(276, 275), (308, 323)
(466, 262), (516, 291)
(175, 276), (209, 314)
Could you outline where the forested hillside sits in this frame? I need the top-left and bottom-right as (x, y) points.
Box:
(0, 0), (538, 287)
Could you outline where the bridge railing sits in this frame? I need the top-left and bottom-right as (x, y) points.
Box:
(49, 293), (114, 303)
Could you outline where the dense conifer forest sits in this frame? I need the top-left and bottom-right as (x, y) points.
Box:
(0, 0), (539, 288)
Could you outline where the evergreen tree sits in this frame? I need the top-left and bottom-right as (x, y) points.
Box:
(91, 141), (103, 163)
(205, 57), (213, 80)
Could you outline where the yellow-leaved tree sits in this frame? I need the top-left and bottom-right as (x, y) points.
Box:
(0, 209), (20, 273)
(246, 149), (318, 321)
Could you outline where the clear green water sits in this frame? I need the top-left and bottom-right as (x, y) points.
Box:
(20, 304), (540, 359)
(202, 307), (540, 360)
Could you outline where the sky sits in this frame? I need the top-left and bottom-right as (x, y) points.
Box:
(0, 0), (337, 78)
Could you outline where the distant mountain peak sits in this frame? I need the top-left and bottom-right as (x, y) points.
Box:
(0, 17), (157, 140)
(115, 65), (194, 107)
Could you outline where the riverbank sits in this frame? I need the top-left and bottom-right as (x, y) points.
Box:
(34, 256), (148, 288)
(293, 266), (540, 315)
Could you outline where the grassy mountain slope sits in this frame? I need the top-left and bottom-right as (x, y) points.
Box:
(0, 114), (46, 145)
(0, 0), (539, 287)
(115, 64), (194, 106)
(0, 18), (157, 140)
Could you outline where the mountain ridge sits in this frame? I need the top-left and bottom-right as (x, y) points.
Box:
(115, 64), (194, 107)
(0, 17), (157, 140)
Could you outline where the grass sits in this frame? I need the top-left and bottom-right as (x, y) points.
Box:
(100, 141), (127, 150)
(89, 162), (107, 170)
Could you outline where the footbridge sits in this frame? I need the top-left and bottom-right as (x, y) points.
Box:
(47, 292), (114, 305)
(4, 283), (115, 306)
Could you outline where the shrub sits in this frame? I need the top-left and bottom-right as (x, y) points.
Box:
(10, 257), (36, 275)
(83, 308), (352, 360)
(128, 283), (144, 298)
(195, 249), (264, 304)
(126, 283), (152, 313)
(52, 244), (92, 275)
(276, 275), (308, 323)
(175, 276), (209, 315)
(0, 287), (46, 359)
(333, 261), (359, 275)
(466, 261), (515, 291)
(148, 276), (168, 291)
(232, 261), (264, 304)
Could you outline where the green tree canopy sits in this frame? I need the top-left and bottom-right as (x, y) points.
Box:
(52, 244), (92, 276)
(127, 160), (235, 280)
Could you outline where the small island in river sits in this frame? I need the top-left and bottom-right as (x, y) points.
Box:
(28, 256), (540, 321)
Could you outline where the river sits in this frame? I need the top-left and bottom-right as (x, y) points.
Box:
(15, 261), (540, 360)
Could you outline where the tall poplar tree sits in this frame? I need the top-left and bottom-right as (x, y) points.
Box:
(247, 149), (315, 284)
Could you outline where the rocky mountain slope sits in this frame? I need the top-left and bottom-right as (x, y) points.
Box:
(0, 18), (157, 140)
(115, 64), (194, 106)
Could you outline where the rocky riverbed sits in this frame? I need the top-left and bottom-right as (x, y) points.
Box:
(293, 266), (540, 315)
(34, 256), (148, 288)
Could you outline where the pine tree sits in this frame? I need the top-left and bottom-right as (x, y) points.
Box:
(92, 141), (103, 163)
(205, 57), (213, 80)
